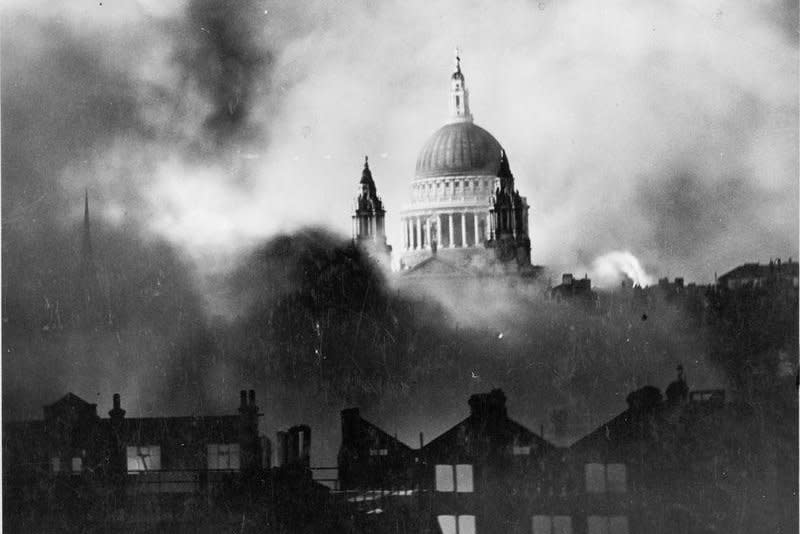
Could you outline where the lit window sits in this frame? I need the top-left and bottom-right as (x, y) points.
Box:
(455, 464), (474, 493)
(126, 445), (162, 472)
(207, 443), (241, 470)
(513, 445), (531, 456)
(606, 464), (627, 493)
(585, 463), (626, 493)
(533, 515), (572, 534)
(437, 515), (476, 534)
(368, 448), (388, 456)
(435, 464), (454, 492)
(459, 515), (476, 534)
(585, 463), (606, 493)
(437, 515), (456, 534)
(71, 457), (82, 473)
(51, 457), (61, 473)
(532, 515), (552, 534)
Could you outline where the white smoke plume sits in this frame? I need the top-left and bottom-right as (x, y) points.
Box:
(590, 250), (657, 288)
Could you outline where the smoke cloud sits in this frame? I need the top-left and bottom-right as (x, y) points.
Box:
(2, 0), (796, 465)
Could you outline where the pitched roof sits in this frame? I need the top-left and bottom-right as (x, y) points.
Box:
(718, 261), (798, 281)
(422, 414), (554, 459)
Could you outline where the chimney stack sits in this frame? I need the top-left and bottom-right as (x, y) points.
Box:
(248, 389), (256, 407)
(240, 390), (247, 409)
(277, 431), (289, 467)
(109, 393), (125, 420)
(468, 389), (508, 422)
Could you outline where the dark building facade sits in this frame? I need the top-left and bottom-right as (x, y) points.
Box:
(3, 390), (339, 532)
(335, 377), (761, 534)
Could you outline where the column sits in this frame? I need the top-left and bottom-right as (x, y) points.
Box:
(473, 212), (480, 246)
(460, 212), (467, 247)
(415, 216), (421, 250)
(425, 217), (432, 250)
(438, 214), (443, 246)
(401, 219), (407, 250)
(486, 213), (493, 240)
(448, 213), (454, 248)
(369, 217), (375, 239)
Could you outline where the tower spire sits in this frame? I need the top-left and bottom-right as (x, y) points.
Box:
(352, 156), (391, 265)
(449, 48), (472, 123)
(78, 188), (105, 328)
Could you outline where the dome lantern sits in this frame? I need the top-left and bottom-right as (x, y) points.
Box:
(449, 48), (472, 123)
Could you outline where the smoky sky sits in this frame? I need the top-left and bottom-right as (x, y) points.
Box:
(1, 0), (798, 464)
(3, 0), (797, 284)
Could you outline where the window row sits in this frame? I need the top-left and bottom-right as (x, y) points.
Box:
(437, 514), (630, 534)
(412, 179), (497, 200)
(433, 462), (626, 495)
(50, 456), (82, 474)
(435, 464), (473, 493)
(532, 515), (629, 534)
(584, 463), (627, 493)
(437, 514), (476, 534)
(124, 443), (241, 472)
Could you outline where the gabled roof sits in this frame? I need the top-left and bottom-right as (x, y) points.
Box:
(43, 393), (98, 420)
(45, 392), (95, 410)
(422, 414), (555, 459)
(356, 417), (414, 452)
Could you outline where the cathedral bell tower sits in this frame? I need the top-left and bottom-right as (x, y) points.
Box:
(487, 150), (531, 266)
(352, 156), (392, 267)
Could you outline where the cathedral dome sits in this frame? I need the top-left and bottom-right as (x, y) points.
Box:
(415, 121), (504, 179)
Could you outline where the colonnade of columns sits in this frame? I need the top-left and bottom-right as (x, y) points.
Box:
(401, 211), (493, 251)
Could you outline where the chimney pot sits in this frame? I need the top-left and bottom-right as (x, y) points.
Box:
(240, 390), (247, 408)
(248, 389), (256, 406)
(113, 393), (121, 410)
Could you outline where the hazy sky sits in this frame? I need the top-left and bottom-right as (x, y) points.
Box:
(3, 1), (797, 467)
(3, 0), (798, 288)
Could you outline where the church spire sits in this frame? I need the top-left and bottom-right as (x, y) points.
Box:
(77, 189), (105, 329)
(449, 48), (472, 123)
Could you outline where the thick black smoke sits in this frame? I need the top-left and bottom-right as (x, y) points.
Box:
(174, 0), (274, 150)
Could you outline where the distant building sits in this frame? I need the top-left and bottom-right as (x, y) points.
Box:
(550, 273), (597, 307)
(397, 52), (537, 277)
(717, 258), (798, 290)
